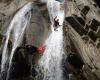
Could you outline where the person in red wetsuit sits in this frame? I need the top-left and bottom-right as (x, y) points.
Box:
(54, 16), (61, 31)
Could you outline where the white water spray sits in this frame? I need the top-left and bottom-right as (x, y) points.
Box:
(1, 2), (33, 79)
(37, 0), (65, 80)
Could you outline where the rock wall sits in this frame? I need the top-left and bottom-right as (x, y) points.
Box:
(0, 0), (51, 46)
(0, 1), (50, 79)
(64, 0), (100, 79)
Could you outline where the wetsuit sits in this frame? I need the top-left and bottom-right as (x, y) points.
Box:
(54, 17), (60, 31)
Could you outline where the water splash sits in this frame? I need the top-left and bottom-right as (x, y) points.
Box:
(36, 0), (65, 80)
(1, 2), (33, 80)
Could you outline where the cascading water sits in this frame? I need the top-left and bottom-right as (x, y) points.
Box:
(0, 2), (33, 80)
(36, 0), (65, 80)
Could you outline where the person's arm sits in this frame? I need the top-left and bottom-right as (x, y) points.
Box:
(58, 23), (62, 26)
(54, 16), (57, 21)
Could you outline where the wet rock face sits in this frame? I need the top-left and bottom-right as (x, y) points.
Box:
(81, 6), (90, 18)
(89, 19), (100, 31)
(0, 34), (3, 64)
(25, 3), (50, 46)
(66, 16), (86, 36)
(93, 0), (100, 8)
(0, 34), (3, 45)
(65, 2), (100, 48)
(9, 46), (38, 79)
(0, 0), (12, 3)
(0, 0), (25, 32)
(67, 53), (84, 70)
(66, 16), (100, 42)
(0, 1), (50, 80)
(0, 0), (50, 46)
(64, 0), (100, 80)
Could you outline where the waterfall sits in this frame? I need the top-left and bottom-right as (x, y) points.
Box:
(0, 2), (33, 80)
(36, 0), (65, 80)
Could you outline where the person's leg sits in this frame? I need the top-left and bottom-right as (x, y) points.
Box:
(54, 26), (58, 31)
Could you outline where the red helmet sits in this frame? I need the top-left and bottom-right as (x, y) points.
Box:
(37, 45), (45, 54)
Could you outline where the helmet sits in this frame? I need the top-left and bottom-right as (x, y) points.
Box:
(37, 45), (45, 54)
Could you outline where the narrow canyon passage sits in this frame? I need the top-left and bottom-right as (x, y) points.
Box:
(0, 0), (100, 80)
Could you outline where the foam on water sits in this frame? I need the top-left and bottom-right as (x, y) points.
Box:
(37, 0), (65, 80)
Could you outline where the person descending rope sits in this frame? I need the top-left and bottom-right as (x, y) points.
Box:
(53, 16), (61, 31)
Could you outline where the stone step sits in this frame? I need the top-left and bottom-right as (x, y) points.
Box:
(66, 16), (87, 36)
(81, 6), (90, 18)
(88, 30), (97, 42)
(89, 19), (100, 31)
